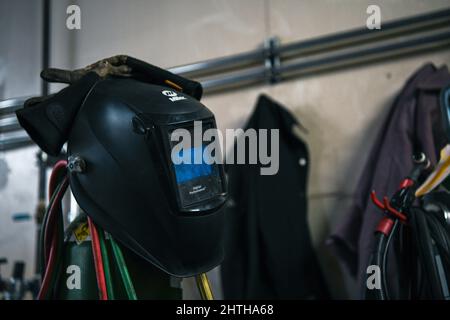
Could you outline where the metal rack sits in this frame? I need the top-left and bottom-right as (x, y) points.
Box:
(1, 7), (450, 152)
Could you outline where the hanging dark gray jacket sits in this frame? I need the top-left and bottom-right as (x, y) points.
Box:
(327, 63), (450, 298)
(221, 94), (329, 299)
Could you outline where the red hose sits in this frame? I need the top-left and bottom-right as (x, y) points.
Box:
(48, 160), (68, 200)
(37, 230), (58, 299)
(38, 176), (69, 300)
(43, 160), (68, 262)
(43, 177), (69, 262)
(38, 161), (69, 299)
(88, 217), (108, 300)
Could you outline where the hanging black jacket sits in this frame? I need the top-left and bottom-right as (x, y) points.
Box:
(221, 95), (329, 299)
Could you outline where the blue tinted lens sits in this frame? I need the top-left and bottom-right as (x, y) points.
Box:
(173, 146), (213, 183)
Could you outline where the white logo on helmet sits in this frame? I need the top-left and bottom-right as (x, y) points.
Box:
(162, 90), (186, 102)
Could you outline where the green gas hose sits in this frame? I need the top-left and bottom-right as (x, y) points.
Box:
(110, 236), (137, 300)
(97, 228), (115, 299)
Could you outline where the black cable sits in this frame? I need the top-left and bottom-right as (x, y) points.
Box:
(399, 223), (416, 299)
(378, 207), (450, 300)
(434, 241), (450, 271)
(427, 212), (450, 298)
(425, 212), (450, 298)
(410, 207), (445, 299)
(367, 233), (387, 300)
(381, 219), (399, 300)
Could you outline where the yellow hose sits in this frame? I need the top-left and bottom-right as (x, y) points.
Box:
(195, 273), (214, 300)
(416, 145), (450, 197)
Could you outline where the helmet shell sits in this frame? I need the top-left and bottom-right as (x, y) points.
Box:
(68, 78), (227, 277)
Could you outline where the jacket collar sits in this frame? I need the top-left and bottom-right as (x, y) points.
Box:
(416, 65), (450, 90)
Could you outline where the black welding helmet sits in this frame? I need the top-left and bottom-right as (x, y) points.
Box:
(67, 78), (227, 277)
(16, 59), (227, 276)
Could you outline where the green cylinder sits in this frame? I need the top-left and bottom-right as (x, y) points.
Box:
(54, 239), (182, 300)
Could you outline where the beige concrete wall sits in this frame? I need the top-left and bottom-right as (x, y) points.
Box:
(1, 0), (450, 298)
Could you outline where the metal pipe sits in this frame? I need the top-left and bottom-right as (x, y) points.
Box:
(168, 8), (450, 79)
(0, 132), (32, 151)
(168, 49), (265, 78)
(277, 7), (450, 58)
(0, 116), (22, 133)
(42, 0), (50, 97)
(0, 97), (30, 116)
(35, 0), (52, 276)
(278, 31), (450, 79)
(201, 67), (267, 92)
(0, 139), (33, 151)
(198, 30), (450, 93)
